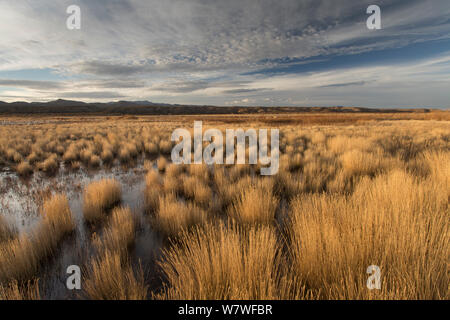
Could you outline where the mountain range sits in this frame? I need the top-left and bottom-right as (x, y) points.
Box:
(0, 99), (437, 115)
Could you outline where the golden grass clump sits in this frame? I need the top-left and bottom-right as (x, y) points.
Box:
(144, 142), (158, 155)
(165, 163), (184, 177)
(83, 250), (147, 300)
(155, 222), (301, 300)
(63, 145), (79, 163)
(288, 153), (303, 171)
(80, 148), (93, 165)
(287, 169), (449, 299)
(40, 194), (75, 237)
(144, 171), (162, 214)
(16, 161), (33, 177)
(0, 215), (16, 243)
(0, 279), (40, 300)
(83, 179), (122, 224)
(84, 203), (144, 300)
(89, 154), (101, 168)
(27, 151), (41, 165)
(100, 148), (114, 164)
(157, 156), (168, 172)
(154, 194), (207, 237)
(328, 135), (372, 154)
(423, 150), (450, 189)
(162, 174), (182, 195)
(188, 164), (210, 181)
(37, 155), (58, 173)
(272, 170), (305, 199)
(0, 235), (36, 283)
(339, 149), (401, 177)
(98, 207), (136, 258)
(229, 181), (279, 225)
(6, 149), (22, 163)
(159, 140), (172, 155)
(0, 194), (74, 283)
(182, 176), (212, 207)
(118, 147), (131, 164)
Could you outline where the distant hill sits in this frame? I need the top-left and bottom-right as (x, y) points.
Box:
(0, 99), (438, 115)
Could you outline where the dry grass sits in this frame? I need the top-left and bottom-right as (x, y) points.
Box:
(40, 194), (75, 237)
(0, 194), (74, 283)
(37, 155), (58, 173)
(0, 116), (448, 300)
(97, 207), (136, 258)
(16, 161), (33, 177)
(144, 170), (162, 214)
(83, 179), (122, 224)
(287, 169), (449, 299)
(155, 221), (303, 300)
(1, 112), (446, 176)
(0, 215), (16, 243)
(162, 174), (182, 195)
(83, 250), (147, 300)
(84, 206), (145, 300)
(157, 156), (168, 172)
(0, 235), (37, 283)
(154, 194), (208, 238)
(182, 175), (212, 207)
(0, 279), (40, 300)
(229, 180), (279, 225)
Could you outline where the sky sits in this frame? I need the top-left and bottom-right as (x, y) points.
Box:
(0, 0), (449, 108)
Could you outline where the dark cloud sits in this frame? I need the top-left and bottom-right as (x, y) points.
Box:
(319, 81), (368, 88)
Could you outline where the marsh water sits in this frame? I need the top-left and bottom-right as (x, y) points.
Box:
(0, 158), (163, 299)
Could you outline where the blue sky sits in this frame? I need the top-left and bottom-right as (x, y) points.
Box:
(0, 0), (449, 108)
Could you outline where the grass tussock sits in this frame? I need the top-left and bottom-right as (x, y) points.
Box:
(83, 201), (147, 300)
(154, 194), (208, 238)
(144, 170), (162, 214)
(83, 179), (122, 224)
(157, 156), (168, 172)
(229, 181), (279, 225)
(0, 215), (16, 243)
(16, 161), (33, 177)
(155, 221), (303, 300)
(182, 175), (212, 207)
(287, 169), (449, 299)
(0, 279), (40, 300)
(0, 194), (74, 283)
(84, 204), (146, 300)
(40, 194), (75, 237)
(83, 250), (147, 300)
(97, 207), (136, 258)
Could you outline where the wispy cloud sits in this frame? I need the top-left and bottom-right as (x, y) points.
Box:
(0, 79), (64, 90)
(319, 81), (369, 88)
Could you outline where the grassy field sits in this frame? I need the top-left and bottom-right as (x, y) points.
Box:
(0, 112), (448, 300)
